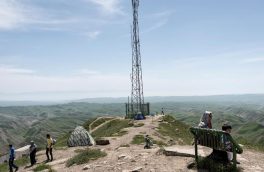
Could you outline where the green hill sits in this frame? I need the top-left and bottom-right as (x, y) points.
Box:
(0, 103), (124, 154)
(150, 102), (264, 150)
(0, 100), (263, 155)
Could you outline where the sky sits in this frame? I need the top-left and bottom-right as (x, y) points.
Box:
(0, 0), (264, 101)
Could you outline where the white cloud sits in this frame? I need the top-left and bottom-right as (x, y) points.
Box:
(242, 57), (264, 63)
(142, 19), (168, 34)
(0, 65), (129, 100)
(0, 62), (264, 101)
(0, 0), (126, 34)
(141, 10), (174, 34)
(83, 31), (101, 39)
(0, 65), (35, 75)
(0, 0), (82, 31)
(77, 69), (100, 75)
(0, 0), (28, 30)
(86, 0), (124, 15)
(144, 10), (175, 19)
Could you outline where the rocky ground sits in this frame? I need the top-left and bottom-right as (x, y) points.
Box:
(19, 115), (264, 172)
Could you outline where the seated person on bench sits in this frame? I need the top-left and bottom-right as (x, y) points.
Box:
(221, 124), (240, 164)
(198, 111), (212, 129)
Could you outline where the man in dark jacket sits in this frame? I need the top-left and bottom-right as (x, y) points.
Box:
(9, 144), (18, 172)
(29, 141), (37, 166)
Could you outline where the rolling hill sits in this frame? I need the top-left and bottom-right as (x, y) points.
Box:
(0, 95), (264, 155)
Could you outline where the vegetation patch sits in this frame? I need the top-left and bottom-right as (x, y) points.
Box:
(91, 119), (133, 138)
(157, 115), (193, 145)
(33, 164), (55, 172)
(0, 157), (29, 172)
(66, 149), (107, 167)
(131, 135), (167, 146)
(236, 137), (264, 152)
(193, 157), (241, 172)
(14, 156), (29, 166)
(54, 132), (71, 148)
(0, 163), (7, 172)
(120, 144), (130, 147)
(131, 135), (145, 145)
(152, 139), (167, 146)
(90, 117), (114, 130)
(83, 117), (98, 130)
(112, 130), (128, 137)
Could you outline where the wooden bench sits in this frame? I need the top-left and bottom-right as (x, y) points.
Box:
(190, 127), (243, 169)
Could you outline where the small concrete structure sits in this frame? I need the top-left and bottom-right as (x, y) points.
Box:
(0, 145), (30, 164)
(164, 145), (210, 157)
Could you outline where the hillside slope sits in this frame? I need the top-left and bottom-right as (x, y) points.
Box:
(1, 101), (263, 155)
(0, 103), (124, 154)
(7, 115), (264, 172)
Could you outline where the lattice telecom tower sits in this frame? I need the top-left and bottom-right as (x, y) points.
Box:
(126, 0), (150, 119)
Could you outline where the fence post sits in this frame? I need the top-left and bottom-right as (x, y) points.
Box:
(195, 137), (198, 163)
(233, 149), (237, 170)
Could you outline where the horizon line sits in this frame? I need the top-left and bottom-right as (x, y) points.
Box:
(0, 93), (264, 102)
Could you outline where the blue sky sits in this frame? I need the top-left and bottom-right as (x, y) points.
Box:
(0, 0), (264, 101)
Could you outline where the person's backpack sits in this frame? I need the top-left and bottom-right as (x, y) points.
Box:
(52, 138), (57, 145)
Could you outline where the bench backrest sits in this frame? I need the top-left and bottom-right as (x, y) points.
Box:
(190, 127), (243, 154)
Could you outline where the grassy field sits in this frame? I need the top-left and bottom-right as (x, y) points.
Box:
(91, 119), (133, 139)
(54, 132), (71, 148)
(90, 117), (114, 130)
(0, 157), (29, 172)
(131, 134), (167, 147)
(33, 164), (55, 172)
(66, 149), (106, 167)
(131, 135), (145, 145)
(83, 117), (98, 131)
(0, 103), (124, 154)
(149, 102), (264, 149)
(157, 115), (193, 145)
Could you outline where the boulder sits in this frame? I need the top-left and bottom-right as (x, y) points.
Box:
(83, 165), (91, 170)
(118, 154), (127, 160)
(96, 139), (110, 145)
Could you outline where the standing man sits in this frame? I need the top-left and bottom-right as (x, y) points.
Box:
(46, 134), (53, 162)
(9, 144), (18, 172)
(29, 141), (37, 166)
(161, 108), (164, 115)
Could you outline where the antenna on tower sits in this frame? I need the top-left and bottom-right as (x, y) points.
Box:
(125, 0), (150, 119)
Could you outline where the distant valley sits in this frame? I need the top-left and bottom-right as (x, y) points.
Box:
(0, 94), (264, 154)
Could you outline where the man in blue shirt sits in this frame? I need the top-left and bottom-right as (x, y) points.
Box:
(9, 144), (18, 172)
